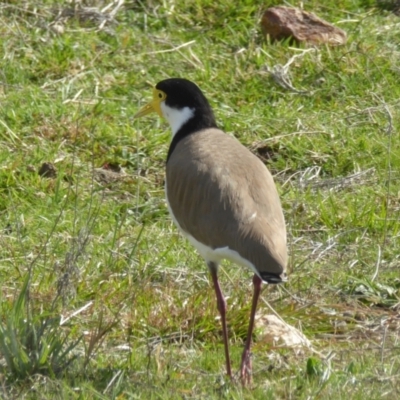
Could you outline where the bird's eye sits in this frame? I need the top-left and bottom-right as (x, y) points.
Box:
(153, 88), (166, 101)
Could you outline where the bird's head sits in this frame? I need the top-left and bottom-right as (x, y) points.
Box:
(135, 78), (217, 137)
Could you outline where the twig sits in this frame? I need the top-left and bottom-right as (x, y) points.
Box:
(104, 0), (125, 18)
(380, 322), (388, 364)
(63, 88), (84, 104)
(263, 48), (316, 93)
(103, 370), (123, 394)
(140, 40), (196, 56)
(41, 71), (92, 89)
(371, 245), (381, 282)
(382, 103), (393, 249)
(252, 130), (327, 148)
(60, 301), (93, 325)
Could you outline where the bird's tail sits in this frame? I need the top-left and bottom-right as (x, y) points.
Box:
(259, 272), (287, 284)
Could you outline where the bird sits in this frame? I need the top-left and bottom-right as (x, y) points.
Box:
(134, 78), (287, 385)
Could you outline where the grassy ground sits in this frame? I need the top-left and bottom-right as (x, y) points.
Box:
(0, 0), (400, 398)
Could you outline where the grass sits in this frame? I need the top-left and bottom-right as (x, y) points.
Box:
(0, 0), (400, 398)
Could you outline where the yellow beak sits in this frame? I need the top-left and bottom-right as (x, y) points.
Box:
(134, 88), (164, 118)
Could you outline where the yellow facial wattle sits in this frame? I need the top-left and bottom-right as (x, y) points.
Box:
(134, 88), (166, 118)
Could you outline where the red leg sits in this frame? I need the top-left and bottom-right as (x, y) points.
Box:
(240, 274), (262, 386)
(208, 262), (232, 378)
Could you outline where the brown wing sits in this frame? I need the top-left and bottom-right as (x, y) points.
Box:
(166, 128), (287, 276)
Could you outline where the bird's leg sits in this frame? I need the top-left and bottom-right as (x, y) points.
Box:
(240, 274), (262, 386)
(208, 262), (232, 379)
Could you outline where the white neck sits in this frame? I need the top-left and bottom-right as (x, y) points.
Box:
(160, 102), (195, 137)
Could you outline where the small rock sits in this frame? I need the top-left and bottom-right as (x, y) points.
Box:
(314, 77), (326, 86)
(261, 6), (347, 46)
(257, 314), (312, 349)
(38, 162), (57, 178)
(50, 22), (65, 35)
(94, 168), (123, 184)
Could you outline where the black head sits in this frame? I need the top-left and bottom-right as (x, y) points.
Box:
(157, 78), (212, 113)
(156, 78), (218, 161)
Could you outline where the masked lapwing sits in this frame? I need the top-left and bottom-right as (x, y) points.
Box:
(135, 78), (287, 385)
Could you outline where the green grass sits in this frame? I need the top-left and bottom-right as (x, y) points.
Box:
(1, 0), (400, 398)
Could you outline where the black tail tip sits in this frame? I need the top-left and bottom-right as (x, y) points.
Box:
(260, 272), (287, 284)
